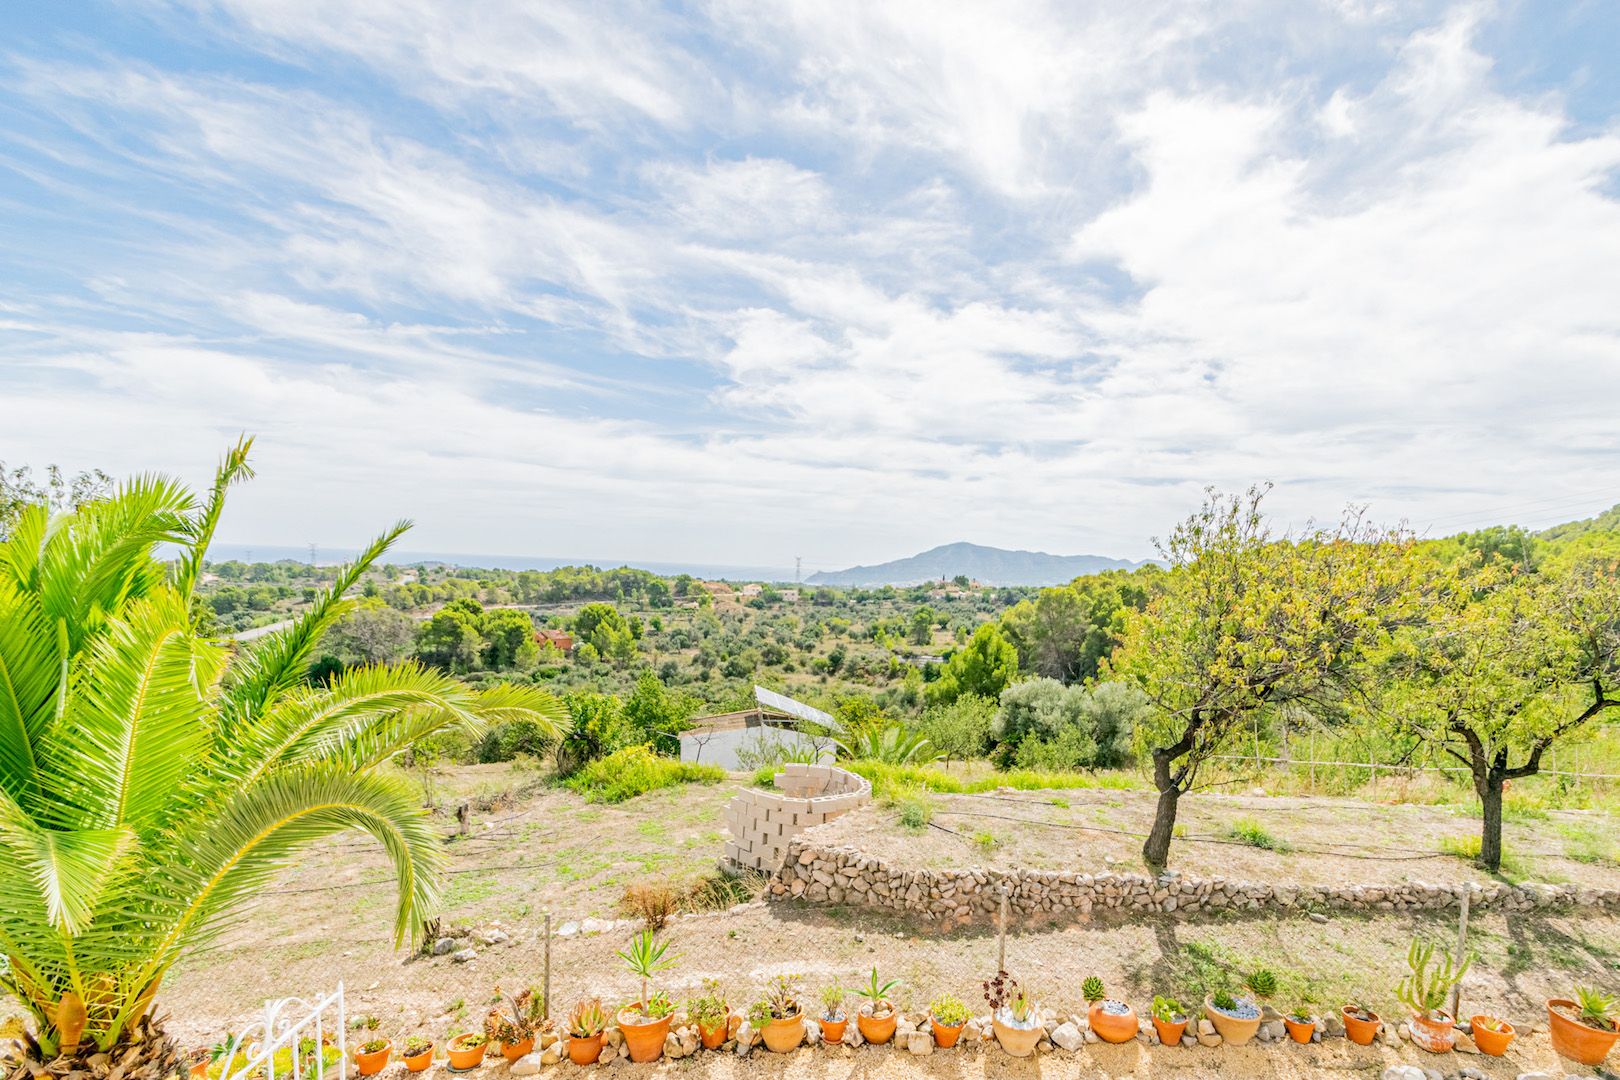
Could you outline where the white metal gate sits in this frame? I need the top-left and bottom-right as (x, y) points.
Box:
(218, 983), (347, 1080)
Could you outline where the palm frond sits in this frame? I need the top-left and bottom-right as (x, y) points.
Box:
(172, 437), (254, 602)
(0, 580), (62, 802)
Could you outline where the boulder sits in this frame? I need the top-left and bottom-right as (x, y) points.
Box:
(906, 1032), (934, 1056)
(509, 1053), (543, 1076)
(450, 948), (477, 963)
(1050, 1023), (1084, 1052)
(430, 938), (457, 956)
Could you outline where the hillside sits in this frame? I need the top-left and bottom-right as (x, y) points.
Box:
(1538, 501), (1620, 542)
(805, 541), (1144, 586)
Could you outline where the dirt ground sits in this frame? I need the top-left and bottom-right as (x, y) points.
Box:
(812, 785), (1620, 890)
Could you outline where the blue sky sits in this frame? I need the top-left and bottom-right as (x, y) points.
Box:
(2, 1), (1618, 570)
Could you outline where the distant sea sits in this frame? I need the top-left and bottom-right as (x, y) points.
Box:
(204, 543), (799, 584)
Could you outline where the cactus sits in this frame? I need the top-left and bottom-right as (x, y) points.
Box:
(1395, 938), (1471, 1019)
(1082, 976), (1105, 1004)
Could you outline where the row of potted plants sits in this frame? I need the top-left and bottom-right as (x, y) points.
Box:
(333, 929), (1620, 1073)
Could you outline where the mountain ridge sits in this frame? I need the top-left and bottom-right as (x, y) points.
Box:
(805, 541), (1147, 587)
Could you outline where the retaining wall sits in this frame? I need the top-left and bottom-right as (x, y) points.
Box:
(769, 836), (1620, 922)
(721, 763), (872, 874)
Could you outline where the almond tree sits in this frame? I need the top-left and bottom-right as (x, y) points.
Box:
(1113, 486), (1415, 868)
(0, 440), (566, 1072)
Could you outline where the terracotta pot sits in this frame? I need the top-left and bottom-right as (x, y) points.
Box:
(819, 1016), (847, 1044)
(1151, 1015), (1187, 1045)
(1342, 1006), (1381, 1046)
(1548, 999), (1620, 1066)
(991, 1015), (1042, 1058)
(1284, 1016), (1315, 1044)
(1088, 1001), (1138, 1044)
(355, 1039), (391, 1076)
(698, 1017), (728, 1050)
(1467, 1016), (1514, 1057)
(617, 1010), (671, 1063)
(447, 1036), (487, 1070)
(761, 1013), (805, 1053)
(500, 1036), (535, 1063)
(1204, 997), (1261, 1046)
(1408, 1010), (1456, 1053)
(566, 1034), (603, 1066)
(857, 1007), (897, 1046)
(930, 1017), (965, 1049)
(403, 1046), (434, 1073)
(189, 1062), (208, 1080)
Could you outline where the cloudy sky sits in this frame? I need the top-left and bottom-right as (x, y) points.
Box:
(2, 1), (1618, 572)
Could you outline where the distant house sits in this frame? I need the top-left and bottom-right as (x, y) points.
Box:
(535, 628), (573, 652)
(740, 583), (763, 597)
(780, 588), (800, 602)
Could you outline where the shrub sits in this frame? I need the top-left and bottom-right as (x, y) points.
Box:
(930, 994), (970, 1027)
(566, 744), (724, 803)
(618, 880), (682, 930)
(896, 788), (935, 831)
(1226, 818), (1291, 852)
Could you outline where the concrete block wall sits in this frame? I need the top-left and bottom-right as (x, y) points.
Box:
(722, 763), (871, 874)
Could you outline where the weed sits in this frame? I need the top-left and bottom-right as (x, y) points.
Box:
(1049, 796), (1070, 809)
(618, 880), (682, 930)
(896, 788), (935, 831)
(566, 745), (724, 803)
(1225, 817), (1291, 852)
(972, 830), (998, 852)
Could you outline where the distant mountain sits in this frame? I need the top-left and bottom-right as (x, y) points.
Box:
(805, 542), (1146, 587)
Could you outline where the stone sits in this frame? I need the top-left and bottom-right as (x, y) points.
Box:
(579, 917), (613, 934)
(906, 1033), (933, 1056)
(1382, 1068), (1427, 1080)
(1196, 1028), (1222, 1048)
(1453, 1031), (1478, 1054)
(842, 1025), (863, 1048)
(540, 1044), (562, 1067)
(450, 947), (477, 963)
(430, 938), (457, 956)
(1050, 1023), (1084, 1052)
(1198, 1019), (1216, 1037)
(1180, 1033), (1197, 1048)
(556, 921), (580, 937)
(1421, 1069), (1442, 1080)
(803, 1019), (819, 1045)
(1262, 1020), (1286, 1041)
(727, 1013), (743, 1039)
(476, 928), (509, 946)
(508, 1053), (542, 1076)
(1309, 912), (1330, 924)
(1082, 1028), (1099, 1043)
(662, 1033), (681, 1059)
(1459, 1070), (1486, 1080)
(1514, 1074), (1557, 1080)
(735, 1022), (756, 1049)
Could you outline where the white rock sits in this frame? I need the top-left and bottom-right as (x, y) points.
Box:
(1382, 1067), (1426, 1080)
(509, 1052), (543, 1076)
(450, 947), (477, 963)
(906, 1032), (933, 1056)
(540, 1044), (562, 1066)
(1050, 1023), (1084, 1052)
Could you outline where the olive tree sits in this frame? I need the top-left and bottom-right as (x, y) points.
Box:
(1113, 486), (1414, 867)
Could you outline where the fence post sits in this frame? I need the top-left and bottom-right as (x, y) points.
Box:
(1449, 889), (1471, 1022)
(997, 884), (1010, 973)
(543, 913), (552, 1020)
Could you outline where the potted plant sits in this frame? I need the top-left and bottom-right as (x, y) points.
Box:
(565, 1000), (608, 1066)
(486, 986), (547, 1061)
(447, 1032), (487, 1071)
(1082, 976), (1137, 1044)
(1396, 939), (1469, 1053)
(929, 994), (970, 1049)
(1150, 996), (1187, 1046)
(818, 984), (847, 1045)
(983, 970), (1041, 1058)
(355, 1034), (391, 1077)
(1548, 986), (1620, 1066)
(1342, 1002), (1381, 1046)
(401, 1035), (434, 1073)
(1467, 1014), (1514, 1057)
(616, 929), (680, 1062)
(749, 975), (805, 1054)
(1204, 989), (1261, 1046)
(1283, 1004), (1316, 1044)
(854, 967), (899, 1045)
(688, 978), (730, 1051)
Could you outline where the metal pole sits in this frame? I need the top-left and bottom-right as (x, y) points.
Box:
(997, 885), (1009, 973)
(1449, 890), (1470, 1022)
(543, 913), (553, 1020)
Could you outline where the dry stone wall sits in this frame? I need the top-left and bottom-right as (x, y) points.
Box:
(722, 763), (872, 874)
(770, 836), (1620, 922)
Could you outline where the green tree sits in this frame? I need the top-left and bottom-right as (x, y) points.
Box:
(0, 462), (113, 541)
(927, 623), (1018, 705)
(1384, 558), (1620, 872)
(415, 606), (482, 673)
(621, 670), (696, 753)
(481, 608), (539, 670)
(1113, 486), (1414, 867)
(908, 607), (936, 646)
(919, 694), (995, 765)
(325, 599), (418, 666)
(0, 441), (566, 1068)
(999, 587), (1093, 682)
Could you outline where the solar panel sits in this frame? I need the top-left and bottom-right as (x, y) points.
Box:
(753, 685), (835, 728)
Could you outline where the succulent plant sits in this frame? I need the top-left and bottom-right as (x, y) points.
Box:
(1245, 969), (1278, 999)
(1081, 977), (1105, 1004)
(1576, 986), (1618, 1030)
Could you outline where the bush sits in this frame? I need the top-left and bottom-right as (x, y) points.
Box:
(618, 880), (682, 930)
(1225, 817), (1291, 852)
(565, 745), (725, 803)
(896, 788), (935, 831)
(846, 760), (1145, 801)
(475, 718), (557, 763)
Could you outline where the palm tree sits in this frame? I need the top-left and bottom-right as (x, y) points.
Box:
(0, 440), (566, 1069)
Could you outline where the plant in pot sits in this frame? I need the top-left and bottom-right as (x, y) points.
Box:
(616, 929), (680, 1062)
(1467, 1013), (1515, 1057)
(1203, 987), (1261, 1046)
(983, 971), (1041, 1058)
(929, 994), (971, 1049)
(1082, 976), (1138, 1044)
(355, 1032), (392, 1077)
(1342, 1001), (1381, 1046)
(565, 1000), (608, 1066)
(1150, 996), (1188, 1046)
(818, 985), (847, 1045)
(688, 979), (730, 1051)
(1283, 1003), (1317, 1044)
(749, 975), (806, 1054)
(1396, 938), (1470, 1053)
(401, 1035), (434, 1073)
(854, 967), (900, 1046)
(1548, 985), (1620, 1066)
(486, 986), (547, 1062)
(447, 1032), (487, 1071)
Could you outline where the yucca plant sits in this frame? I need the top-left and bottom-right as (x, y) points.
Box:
(616, 929), (679, 1017)
(0, 441), (567, 1067)
(1575, 986), (1617, 1031)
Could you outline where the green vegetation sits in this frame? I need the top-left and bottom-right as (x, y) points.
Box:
(0, 442), (566, 1062)
(847, 760), (1144, 801)
(896, 788), (936, 831)
(1226, 818), (1291, 852)
(566, 745), (724, 803)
